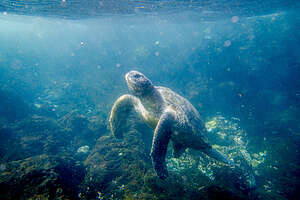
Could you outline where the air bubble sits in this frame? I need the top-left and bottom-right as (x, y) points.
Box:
(231, 16), (239, 23)
(224, 40), (231, 47)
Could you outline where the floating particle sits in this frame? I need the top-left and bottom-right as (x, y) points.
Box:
(3, 12), (7, 16)
(224, 40), (231, 47)
(63, 82), (70, 87)
(249, 35), (255, 40)
(155, 51), (160, 56)
(155, 41), (160, 45)
(36, 33), (43, 39)
(34, 103), (42, 109)
(205, 35), (212, 40)
(116, 63), (121, 68)
(231, 16), (239, 23)
(203, 27), (211, 33)
(271, 16), (276, 21)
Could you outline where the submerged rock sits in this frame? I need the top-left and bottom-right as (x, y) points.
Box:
(0, 115), (67, 162)
(59, 110), (107, 151)
(0, 154), (85, 200)
(0, 110), (107, 163)
(82, 125), (152, 200)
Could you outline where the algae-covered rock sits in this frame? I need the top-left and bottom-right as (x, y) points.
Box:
(59, 110), (107, 153)
(0, 111), (107, 163)
(0, 154), (85, 200)
(82, 124), (152, 200)
(0, 115), (67, 161)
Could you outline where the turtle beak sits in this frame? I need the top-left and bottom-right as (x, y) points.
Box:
(125, 72), (130, 83)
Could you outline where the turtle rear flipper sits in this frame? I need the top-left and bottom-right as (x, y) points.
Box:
(203, 146), (235, 166)
(150, 108), (176, 179)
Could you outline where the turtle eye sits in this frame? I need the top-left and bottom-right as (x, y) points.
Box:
(133, 74), (142, 78)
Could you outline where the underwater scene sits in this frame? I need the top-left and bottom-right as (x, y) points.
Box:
(0, 0), (299, 199)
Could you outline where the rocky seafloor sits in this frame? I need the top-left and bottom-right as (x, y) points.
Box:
(0, 94), (299, 200)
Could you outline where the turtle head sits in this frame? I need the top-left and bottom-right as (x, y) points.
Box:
(125, 71), (154, 96)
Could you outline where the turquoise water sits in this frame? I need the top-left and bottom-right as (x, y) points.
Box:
(0, 1), (299, 199)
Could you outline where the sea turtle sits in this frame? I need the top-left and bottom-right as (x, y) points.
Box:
(109, 70), (234, 179)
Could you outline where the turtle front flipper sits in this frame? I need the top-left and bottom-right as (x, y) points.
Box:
(150, 108), (176, 179)
(109, 94), (144, 139)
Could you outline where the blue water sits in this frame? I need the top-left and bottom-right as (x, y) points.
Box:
(0, 1), (299, 199)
